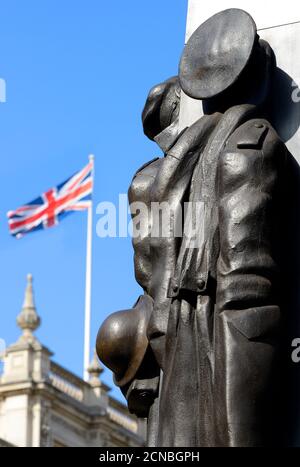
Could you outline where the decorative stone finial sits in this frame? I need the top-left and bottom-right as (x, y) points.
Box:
(17, 274), (41, 341)
(87, 349), (103, 387)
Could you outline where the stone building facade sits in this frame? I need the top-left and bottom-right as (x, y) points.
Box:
(0, 275), (145, 447)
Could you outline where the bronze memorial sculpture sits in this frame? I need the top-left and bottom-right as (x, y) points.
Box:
(96, 9), (300, 446)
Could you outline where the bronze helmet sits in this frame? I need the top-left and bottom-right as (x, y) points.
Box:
(96, 294), (153, 387)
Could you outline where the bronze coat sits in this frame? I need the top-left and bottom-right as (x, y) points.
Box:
(128, 105), (300, 446)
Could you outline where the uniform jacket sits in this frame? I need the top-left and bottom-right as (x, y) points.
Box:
(130, 104), (300, 446)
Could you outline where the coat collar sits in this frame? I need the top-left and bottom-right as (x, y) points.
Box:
(154, 117), (181, 153)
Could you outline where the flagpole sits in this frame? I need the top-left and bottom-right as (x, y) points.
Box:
(83, 154), (94, 381)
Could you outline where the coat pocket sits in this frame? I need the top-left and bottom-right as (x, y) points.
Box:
(221, 305), (280, 341)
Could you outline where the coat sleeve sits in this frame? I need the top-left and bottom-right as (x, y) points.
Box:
(214, 119), (287, 446)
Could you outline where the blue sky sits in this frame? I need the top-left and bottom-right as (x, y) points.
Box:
(0, 1), (187, 400)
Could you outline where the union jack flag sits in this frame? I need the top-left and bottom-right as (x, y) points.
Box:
(7, 160), (93, 238)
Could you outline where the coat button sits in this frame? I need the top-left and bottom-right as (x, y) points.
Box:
(197, 278), (205, 290)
